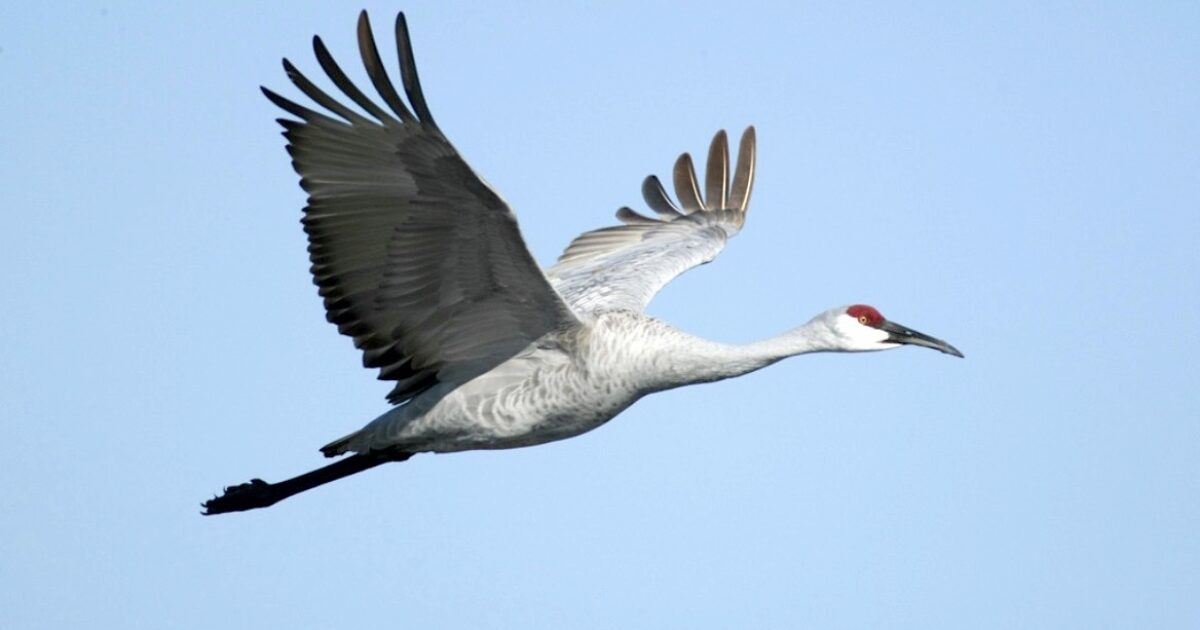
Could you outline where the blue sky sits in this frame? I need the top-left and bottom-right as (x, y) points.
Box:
(2, 2), (1197, 628)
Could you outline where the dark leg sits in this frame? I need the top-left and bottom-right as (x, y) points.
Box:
(202, 452), (411, 515)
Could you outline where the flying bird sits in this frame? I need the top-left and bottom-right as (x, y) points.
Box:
(203, 11), (962, 515)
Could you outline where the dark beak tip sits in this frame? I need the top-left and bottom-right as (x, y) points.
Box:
(883, 321), (963, 359)
(933, 340), (964, 358)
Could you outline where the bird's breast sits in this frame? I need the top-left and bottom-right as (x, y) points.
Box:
(359, 312), (689, 453)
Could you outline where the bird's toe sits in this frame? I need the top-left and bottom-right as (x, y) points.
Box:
(202, 478), (278, 515)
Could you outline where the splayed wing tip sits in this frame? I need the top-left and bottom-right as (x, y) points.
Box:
(632, 126), (757, 223)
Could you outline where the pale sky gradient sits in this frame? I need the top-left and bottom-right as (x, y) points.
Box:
(2, 2), (1197, 628)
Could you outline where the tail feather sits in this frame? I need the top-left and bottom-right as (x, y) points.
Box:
(320, 431), (360, 457)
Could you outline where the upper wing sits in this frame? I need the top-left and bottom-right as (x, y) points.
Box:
(546, 128), (756, 314)
(265, 12), (578, 405)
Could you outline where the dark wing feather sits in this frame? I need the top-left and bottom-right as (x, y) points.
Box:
(269, 11), (577, 404)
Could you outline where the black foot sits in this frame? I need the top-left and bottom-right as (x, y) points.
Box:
(202, 478), (279, 515)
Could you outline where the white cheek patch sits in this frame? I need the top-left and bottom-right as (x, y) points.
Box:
(837, 315), (893, 351)
(857, 325), (891, 348)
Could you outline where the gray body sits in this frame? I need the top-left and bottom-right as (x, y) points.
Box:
(333, 310), (817, 455)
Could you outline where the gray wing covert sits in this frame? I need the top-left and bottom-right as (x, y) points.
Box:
(547, 128), (757, 314)
(266, 12), (577, 404)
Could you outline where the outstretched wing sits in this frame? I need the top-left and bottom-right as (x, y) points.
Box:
(265, 12), (578, 405)
(547, 127), (756, 314)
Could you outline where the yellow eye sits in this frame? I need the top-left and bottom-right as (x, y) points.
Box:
(858, 315), (869, 325)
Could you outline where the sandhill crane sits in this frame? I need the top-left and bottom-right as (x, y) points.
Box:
(202, 11), (962, 515)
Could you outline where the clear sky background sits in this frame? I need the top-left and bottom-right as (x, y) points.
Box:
(2, 2), (1197, 628)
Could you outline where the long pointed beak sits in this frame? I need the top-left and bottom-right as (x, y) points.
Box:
(880, 320), (964, 358)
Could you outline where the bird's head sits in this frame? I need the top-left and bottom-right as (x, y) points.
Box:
(820, 304), (963, 357)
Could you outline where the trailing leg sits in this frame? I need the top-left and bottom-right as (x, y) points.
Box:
(201, 451), (411, 515)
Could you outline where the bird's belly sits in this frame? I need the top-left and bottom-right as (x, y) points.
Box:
(434, 378), (638, 452)
(363, 360), (642, 453)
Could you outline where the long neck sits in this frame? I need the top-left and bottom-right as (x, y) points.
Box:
(649, 318), (836, 389)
